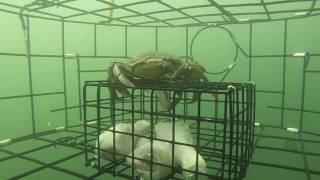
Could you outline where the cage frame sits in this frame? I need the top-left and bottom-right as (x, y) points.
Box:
(0, 0), (319, 180)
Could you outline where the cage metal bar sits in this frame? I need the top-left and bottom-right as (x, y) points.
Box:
(260, 0), (271, 20)
(251, 160), (320, 176)
(83, 84), (89, 165)
(228, 90), (234, 179)
(235, 88), (240, 178)
(249, 23), (253, 81)
(0, 92), (65, 101)
(221, 94), (228, 178)
(97, 85), (102, 171)
(299, 54), (309, 130)
(306, 70), (320, 73)
(110, 4), (215, 22)
(97, 0), (173, 26)
(155, 27), (158, 51)
(7, 151), (86, 180)
(121, 7), (320, 27)
(171, 91), (177, 177)
(94, 24), (97, 56)
(308, 0), (317, 15)
(250, 83), (256, 158)
(195, 93), (201, 180)
(76, 55), (83, 122)
(0, 52), (131, 59)
(256, 90), (283, 94)
(61, 20), (69, 128)
(280, 20), (288, 128)
(255, 144), (320, 157)
(64, 0), (151, 20)
(150, 90), (155, 179)
(62, 4), (134, 26)
(0, 1), (62, 19)
(31, 0), (77, 11)
(130, 88), (136, 178)
(156, 0), (202, 25)
(268, 106), (320, 115)
(1, 2), (320, 27)
(125, 26), (128, 57)
(25, 16), (37, 134)
(207, 0), (237, 22)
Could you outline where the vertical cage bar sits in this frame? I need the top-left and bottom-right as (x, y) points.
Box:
(280, 20), (288, 128)
(235, 88), (240, 178)
(111, 85), (116, 175)
(121, 94), (125, 122)
(299, 133), (311, 180)
(245, 85), (251, 171)
(155, 27), (158, 51)
(186, 26), (189, 62)
(26, 16), (36, 134)
(240, 85), (246, 177)
(171, 90), (176, 177)
(97, 85), (102, 171)
(221, 93), (228, 178)
(76, 55), (83, 121)
(249, 83), (256, 159)
(83, 84), (88, 164)
(183, 92), (187, 122)
(249, 23), (253, 81)
(150, 90), (155, 180)
(195, 92), (201, 180)
(61, 19), (69, 128)
(131, 88), (136, 178)
(125, 26), (128, 57)
(94, 24), (97, 56)
(142, 90), (145, 119)
(228, 88), (235, 179)
(213, 92), (218, 154)
(140, 90), (143, 119)
(299, 54), (309, 130)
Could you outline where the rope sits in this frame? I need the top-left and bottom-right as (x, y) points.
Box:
(108, 0), (115, 24)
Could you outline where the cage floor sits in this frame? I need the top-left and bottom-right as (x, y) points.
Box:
(0, 124), (319, 180)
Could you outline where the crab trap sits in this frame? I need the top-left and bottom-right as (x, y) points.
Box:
(83, 81), (255, 180)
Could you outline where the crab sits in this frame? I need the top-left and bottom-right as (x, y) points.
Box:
(107, 51), (210, 111)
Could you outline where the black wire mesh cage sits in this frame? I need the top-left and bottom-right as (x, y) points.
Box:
(83, 81), (255, 180)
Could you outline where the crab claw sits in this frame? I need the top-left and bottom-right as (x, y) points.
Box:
(113, 63), (135, 88)
(156, 91), (183, 111)
(156, 91), (172, 111)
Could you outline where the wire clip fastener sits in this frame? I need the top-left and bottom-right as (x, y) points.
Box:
(228, 63), (235, 70)
(55, 126), (65, 131)
(0, 139), (12, 146)
(294, 12), (307, 17)
(238, 18), (249, 22)
(293, 52), (306, 57)
(87, 121), (97, 126)
(227, 85), (236, 91)
(64, 54), (77, 59)
(254, 122), (260, 127)
(287, 127), (299, 133)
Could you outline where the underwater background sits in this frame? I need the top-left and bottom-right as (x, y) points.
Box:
(0, 0), (319, 179)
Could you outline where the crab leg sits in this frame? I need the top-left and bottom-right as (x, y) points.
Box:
(157, 91), (183, 111)
(156, 91), (171, 111)
(188, 73), (210, 104)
